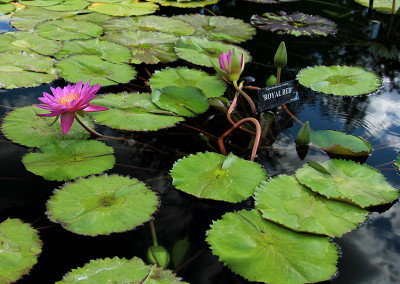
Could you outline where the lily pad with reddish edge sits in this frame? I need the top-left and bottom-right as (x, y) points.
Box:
(251, 11), (337, 37)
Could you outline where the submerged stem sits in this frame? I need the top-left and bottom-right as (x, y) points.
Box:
(233, 81), (257, 115)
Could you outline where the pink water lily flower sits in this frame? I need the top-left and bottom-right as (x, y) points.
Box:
(36, 80), (108, 135)
(211, 49), (245, 82)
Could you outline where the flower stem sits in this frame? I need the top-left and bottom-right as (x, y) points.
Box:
(74, 114), (104, 137)
(218, 117), (261, 161)
(276, 68), (281, 84)
(150, 220), (158, 247)
(48, 115), (59, 127)
(233, 81), (257, 115)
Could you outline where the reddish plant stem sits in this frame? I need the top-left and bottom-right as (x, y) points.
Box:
(218, 117), (261, 161)
(233, 81), (257, 115)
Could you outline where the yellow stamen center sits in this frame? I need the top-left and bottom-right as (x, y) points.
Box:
(57, 93), (80, 106)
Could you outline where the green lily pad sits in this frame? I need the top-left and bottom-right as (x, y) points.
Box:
(18, 0), (63, 6)
(89, 92), (184, 131)
(295, 159), (400, 208)
(55, 38), (132, 63)
(56, 257), (187, 283)
(0, 51), (56, 89)
(22, 139), (115, 181)
(255, 175), (369, 237)
(206, 209), (339, 284)
(35, 18), (103, 40)
(245, 0), (298, 2)
(10, 6), (67, 31)
(149, 67), (226, 98)
(147, 0), (219, 8)
(0, 219), (42, 284)
(251, 11), (337, 37)
(0, 3), (15, 14)
(152, 86), (209, 117)
(296, 66), (382, 96)
(174, 14), (256, 43)
(88, 0), (158, 16)
(311, 130), (372, 156)
(355, 0), (400, 13)
(47, 174), (159, 236)
(0, 31), (61, 56)
(175, 36), (251, 68)
(170, 152), (267, 203)
(1, 105), (95, 148)
(56, 55), (137, 86)
(103, 15), (195, 36)
(69, 11), (113, 25)
(43, 0), (90, 11)
(104, 30), (178, 64)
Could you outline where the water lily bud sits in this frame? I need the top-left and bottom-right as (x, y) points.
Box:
(266, 75), (277, 86)
(147, 245), (170, 267)
(295, 121), (310, 147)
(171, 238), (190, 268)
(211, 48), (245, 82)
(274, 41), (287, 69)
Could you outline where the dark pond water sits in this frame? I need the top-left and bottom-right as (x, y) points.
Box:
(0, 0), (400, 283)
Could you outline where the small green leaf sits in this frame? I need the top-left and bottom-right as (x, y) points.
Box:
(172, 239), (190, 269)
(147, 246), (170, 267)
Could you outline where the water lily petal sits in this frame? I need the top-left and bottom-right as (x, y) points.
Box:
(84, 104), (109, 112)
(60, 112), (75, 135)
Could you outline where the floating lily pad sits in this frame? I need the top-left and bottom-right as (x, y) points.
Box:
(1, 105), (95, 148)
(295, 159), (400, 208)
(22, 139), (115, 181)
(70, 11), (113, 25)
(89, 92), (184, 131)
(149, 67), (226, 98)
(10, 6), (67, 31)
(35, 19), (103, 40)
(206, 209), (339, 284)
(175, 36), (251, 67)
(0, 31), (61, 56)
(245, 0), (298, 2)
(56, 55), (137, 86)
(47, 174), (159, 236)
(255, 175), (369, 237)
(0, 51), (56, 89)
(152, 86), (209, 117)
(0, 3), (15, 14)
(148, 0), (219, 8)
(174, 14), (256, 43)
(88, 1), (158, 16)
(43, 0), (90, 11)
(18, 0), (63, 6)
(170, 152), (266, 203)
(103, 15), (195, 36)
(104, 30), (178, 64)
(0, 219), (42, 284)
(311, 130), (372, 156)
(355, 0), (400, 13)
(296, 66), (382, 96)
(251, 11), (337, 37)
(55, 38), (132, 63)
(57, 257), (187, 283)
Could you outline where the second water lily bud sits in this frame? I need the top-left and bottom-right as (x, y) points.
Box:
(211, 48), (245, 82)
(147, 245), (170, 267)
(274, 41), (287, 69)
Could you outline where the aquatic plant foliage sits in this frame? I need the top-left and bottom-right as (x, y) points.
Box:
(245, 0), (298, 2)
(1, 105), (94, 147)
(0, 3), (15, 14)
(175, 36), (251, 67)
(0, 51), (56, 89)
(251, 11), (337, 37)
(170, 152), (267, 203)
(296, 66), (382, 96)
(56, 256), (187, 283)
(206, 209), (339, 284)
(22, 139), (115, 181)
(152, 86), (210, 117)
(89, 92), (184, 131)
(355, 0), (400, 13)
(18, 0), (63, 6)
(255, 175), (369, 237)
(56, 54), (137, 86)
(10, 6), (67, 30)
(295, 159), (400, 208)
(88, 0), (159, 16)
(174, 14), (256, 43)
(149, 67), (226, 98)
(42, 0), (90, 11)
(46, 174), (159, 236)
(0, 219), (42, 284)
(35, 19), (103, 40)
(147, 0), (219, 8)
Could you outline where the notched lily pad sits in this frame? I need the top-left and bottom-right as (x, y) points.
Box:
(10, 6), (67, 31)
(295, 159), (400, 208)
(1, 105), (94, 148)
(255, 175), (369, 237)
(149, 67), (226, 98)
(56, 256), (187, 283)
(174, 14), (256, 43)
(22, 139), (115, 181)
(147, 0), (219, 8)
(89, 92), (184, 131)
(297, 66), (382, 96)
(206, 209), (339, 284)
(0, 219), (42, 284)
(251, 11), (337, 37)
(42, 0), (90, 11)
(311, 130), (372, 157)
(170, 152), (267, 203)
(88, 1), (159, 16)
(47, 174), (159, 236)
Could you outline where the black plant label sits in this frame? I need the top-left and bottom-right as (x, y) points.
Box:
(258, 80), (298, 112)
